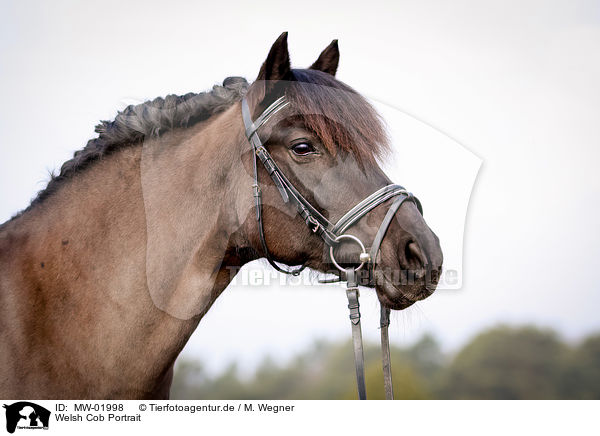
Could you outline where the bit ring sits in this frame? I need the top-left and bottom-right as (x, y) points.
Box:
(329, 234), (370, 273)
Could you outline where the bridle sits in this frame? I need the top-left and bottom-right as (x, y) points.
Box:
(242, 95), (423, 400)
(241, 94), (423, 400)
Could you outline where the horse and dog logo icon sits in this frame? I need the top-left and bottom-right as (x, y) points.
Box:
(3, 402), (50, 433)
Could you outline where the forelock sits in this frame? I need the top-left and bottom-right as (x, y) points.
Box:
(285, 69), (389, 166)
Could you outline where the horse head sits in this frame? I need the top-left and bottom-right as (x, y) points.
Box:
(241, 33), (443, 310)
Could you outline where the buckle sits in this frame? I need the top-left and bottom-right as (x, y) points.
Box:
(306, 215), (321, 233)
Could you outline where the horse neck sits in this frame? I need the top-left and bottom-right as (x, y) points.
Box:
(0, 104), (251, 397)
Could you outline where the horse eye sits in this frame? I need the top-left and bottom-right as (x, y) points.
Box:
(291, 142), (316, 156)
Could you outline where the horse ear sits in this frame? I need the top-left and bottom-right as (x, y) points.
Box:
(256, 32), (292, 82)
(310, 39), (339, 76)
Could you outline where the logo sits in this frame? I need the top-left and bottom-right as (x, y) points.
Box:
(3, 402), (50, 434)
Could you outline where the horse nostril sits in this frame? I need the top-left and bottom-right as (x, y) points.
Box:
(407, 242), (421, 261)
(404, 241), (425, 270)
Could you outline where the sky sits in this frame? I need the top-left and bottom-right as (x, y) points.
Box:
(1, 0), (599, 374)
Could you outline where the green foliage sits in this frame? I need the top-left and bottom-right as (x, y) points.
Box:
(171, 338), (438, 400)
(560, 334), (600, 399)
(436, 326), (568, 399)
(170, 326), (600, 400)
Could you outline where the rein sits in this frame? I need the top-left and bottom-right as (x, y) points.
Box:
(241, 95), (423, 400)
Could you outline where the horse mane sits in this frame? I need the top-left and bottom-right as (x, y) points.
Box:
(15, 70), (387, 219)
(20, 76), (249, 216)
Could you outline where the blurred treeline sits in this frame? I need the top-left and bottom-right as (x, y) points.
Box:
(171, 325), (600, 399)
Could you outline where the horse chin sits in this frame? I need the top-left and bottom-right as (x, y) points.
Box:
(374, 270), (435, 311)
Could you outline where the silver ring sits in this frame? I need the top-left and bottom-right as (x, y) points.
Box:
(329, 234), (369, 273)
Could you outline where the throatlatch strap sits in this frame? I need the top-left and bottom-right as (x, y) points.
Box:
(346, 269), (366, 400)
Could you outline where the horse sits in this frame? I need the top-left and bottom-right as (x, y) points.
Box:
(0, 32), (442, 399)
